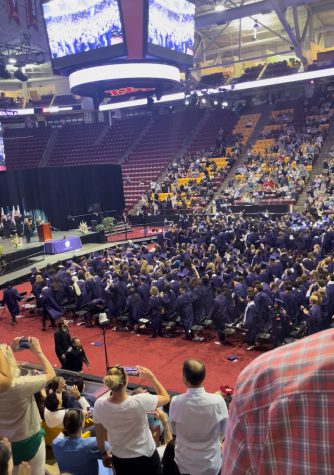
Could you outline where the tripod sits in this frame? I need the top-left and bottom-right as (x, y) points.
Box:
(101, 322), (111, 373)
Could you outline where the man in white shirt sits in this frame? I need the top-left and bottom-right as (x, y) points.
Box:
(169, 359), (228, 475)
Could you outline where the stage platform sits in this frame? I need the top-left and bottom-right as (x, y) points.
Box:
(0, 226), (161, 286)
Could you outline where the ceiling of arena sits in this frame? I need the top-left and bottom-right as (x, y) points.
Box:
(194, 0), (334, 74)
(0, 0), (334, 89)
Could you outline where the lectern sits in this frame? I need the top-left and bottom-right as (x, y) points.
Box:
(37, 223), (52, 242)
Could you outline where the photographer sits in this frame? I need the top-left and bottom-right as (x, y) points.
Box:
(94, 365), (170, 475)
(0, 337), (55, 475)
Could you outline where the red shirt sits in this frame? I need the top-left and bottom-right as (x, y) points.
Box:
(222, 329), (334, 475)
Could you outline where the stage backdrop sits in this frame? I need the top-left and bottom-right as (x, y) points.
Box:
(0, 165), (125, 230)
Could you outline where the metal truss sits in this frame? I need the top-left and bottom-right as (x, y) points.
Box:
(0, 35), (45, 65)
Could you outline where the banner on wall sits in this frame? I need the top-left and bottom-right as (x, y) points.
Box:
(7, 0), (20, 24)
(25, 0), (38, 30)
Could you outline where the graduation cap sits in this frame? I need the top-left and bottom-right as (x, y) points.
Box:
(30, 267), (38, 274)
(140, 275), (148, 280)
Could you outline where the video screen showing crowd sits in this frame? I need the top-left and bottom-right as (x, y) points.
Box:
(28, 211), (334, 349)
(148, 0), (195, 55)
(43, 0), (123, 59)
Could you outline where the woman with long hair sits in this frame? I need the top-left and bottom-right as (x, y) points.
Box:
(94, 365), (170, 475)
(0, 338), (55, 475)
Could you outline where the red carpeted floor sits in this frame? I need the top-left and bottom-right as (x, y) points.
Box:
(0, 283), (262, 393)
(107, 226), (163, 243)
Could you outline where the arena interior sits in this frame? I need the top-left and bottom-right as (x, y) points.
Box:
(0, 0), (334, 474)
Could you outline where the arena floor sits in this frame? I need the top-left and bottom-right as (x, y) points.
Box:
(0, 282), (262, 393)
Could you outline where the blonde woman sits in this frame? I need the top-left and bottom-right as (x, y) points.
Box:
(94, 365), (170, 475)
(0, 337), (55, 475)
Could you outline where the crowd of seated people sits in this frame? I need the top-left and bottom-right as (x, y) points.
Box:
(262, 59), (300, 78)
(0, 92), (24, 109)
(305, 146), (334, 215)
(1, 231), (334, 475)
(234, 64), (263, 83)
(136, 120), (248, 216)
(137, 145), (238, 216)
(3, 210), (334, 474)
(216, 95), (333, 206)
(16, 210), (334, 351)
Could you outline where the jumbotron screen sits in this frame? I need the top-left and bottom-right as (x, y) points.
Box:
(148, 0), (195, 57)
(42, 0), (125, 69)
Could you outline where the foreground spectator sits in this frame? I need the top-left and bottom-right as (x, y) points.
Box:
(221, 329), (334, 474)
(52, 409), (111, 475)
(169, 359), (228, 475)
(0, 346), (12, 393)
(0, 438), (31, 475)
(94, 365), (170, 475)
(0, 337), (55, 475)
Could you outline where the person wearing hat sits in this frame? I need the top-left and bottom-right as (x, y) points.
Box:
(54, 319), (72, 369)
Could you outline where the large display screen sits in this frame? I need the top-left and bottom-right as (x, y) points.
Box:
(148, 0), (195, 58)
(42, 0), (125, 69)
(0, 123), (5, 172)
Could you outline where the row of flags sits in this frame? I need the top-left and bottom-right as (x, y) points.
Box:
(7, 0), (38, 30)
(0, 205), (22, 225)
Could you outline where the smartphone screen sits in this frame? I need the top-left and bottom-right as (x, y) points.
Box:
(123, 367), (139, 376)
(19, 338), (30, 349)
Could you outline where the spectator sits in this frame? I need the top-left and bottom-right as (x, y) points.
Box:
(52, 409), (111, 475)
(54, 318), (71, 368)
(221, 329), (334, 474)
(94, 365), (170, 475)
(0, 337), (55, 475)
(169, 359), (228, 475)
(0, 438), (31, 475)
(0, 346), (12, 393)
(71, 375), (96, 410)
(66, 337), (90, 372)
(44, 392), (67, 429)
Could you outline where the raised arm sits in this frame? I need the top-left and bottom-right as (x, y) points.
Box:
(0, 347), (11, 393)
(136, 366), (170, 407)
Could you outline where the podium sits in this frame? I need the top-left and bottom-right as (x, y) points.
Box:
(37, 223), (52, 242)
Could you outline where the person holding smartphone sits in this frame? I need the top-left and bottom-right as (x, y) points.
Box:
(94, 365), (170, 475)
(0, 337), (55, 475)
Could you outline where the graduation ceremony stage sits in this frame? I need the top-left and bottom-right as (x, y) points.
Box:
(0, 225), (162, 286)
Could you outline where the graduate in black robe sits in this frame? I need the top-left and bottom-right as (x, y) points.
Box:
(66, 337), (89, 372)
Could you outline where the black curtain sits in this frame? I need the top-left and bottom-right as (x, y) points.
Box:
(0, 165), (124, 230)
